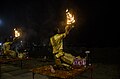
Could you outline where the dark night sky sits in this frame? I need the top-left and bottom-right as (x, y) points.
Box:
(0, 0), (118, 47)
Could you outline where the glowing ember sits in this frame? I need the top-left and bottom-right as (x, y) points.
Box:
(14, 28), (20, 37)
(66, 9), (75, 25)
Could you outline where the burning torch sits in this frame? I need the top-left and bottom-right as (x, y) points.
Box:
(65, 9), (75, 34)
(14, 28), (20, 40)
(66, 9), (75, 25)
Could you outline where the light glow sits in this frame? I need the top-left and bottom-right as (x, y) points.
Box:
(14, 28), (20, 37)
(66, 9), (75, 25)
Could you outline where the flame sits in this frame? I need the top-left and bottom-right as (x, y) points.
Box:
(66, 9), (75, 25)
(14, 28), (20, 37)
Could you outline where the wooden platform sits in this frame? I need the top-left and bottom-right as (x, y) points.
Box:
(31, 65), (93, 79)
(0, 57), (31, 63)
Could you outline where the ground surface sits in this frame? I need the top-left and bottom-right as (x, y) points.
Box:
(0, 58), (120, 79)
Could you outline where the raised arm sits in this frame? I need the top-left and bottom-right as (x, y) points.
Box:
(65, 25), (74, 35)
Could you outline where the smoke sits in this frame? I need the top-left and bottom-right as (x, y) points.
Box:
(20, 27), (37, 43)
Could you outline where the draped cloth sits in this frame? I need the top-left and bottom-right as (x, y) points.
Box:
(50, 33), (75, 67)
(2, 42), (16, 58)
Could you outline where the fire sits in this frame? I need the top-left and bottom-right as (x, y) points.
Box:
(14, 28), (20, 37)
(66, 9), (75, 25)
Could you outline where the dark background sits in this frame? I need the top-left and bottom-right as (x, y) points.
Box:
(0, 0), (117, 47)
(0, 0), (119, 62)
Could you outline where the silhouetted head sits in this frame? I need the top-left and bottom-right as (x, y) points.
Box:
(4, 38), (10, 42)
(53, 26), (65, 34)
